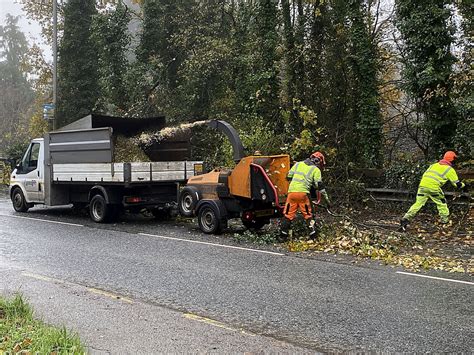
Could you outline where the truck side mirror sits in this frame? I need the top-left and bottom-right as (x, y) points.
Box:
(15, 162), (23, 172)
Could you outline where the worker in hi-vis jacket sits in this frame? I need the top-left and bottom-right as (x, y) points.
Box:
(400, 151), (465, 231)
(280, 152), (330, 240)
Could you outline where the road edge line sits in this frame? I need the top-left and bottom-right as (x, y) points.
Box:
(396, 271), (474, 285)
(138, 233), (285, 256)
(0, 213), (83, 227)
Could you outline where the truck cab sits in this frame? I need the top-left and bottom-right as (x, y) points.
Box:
(9, 139), (45, 211)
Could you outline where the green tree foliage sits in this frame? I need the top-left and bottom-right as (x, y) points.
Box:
(281, 0), (297, 106)
(305, 0), (356, 164)
(56, 0), (99, 127)
(130, 0), (385, 165)
(18, 0), (65, 45)
(452, 0), (473, 159)
(0, 14), (34, 153)
(293, 0), (306, 103)
(15, 0), (469, 170)
(305, 0), (328, 134)
(253, 0), (282, 131)
(173, 0), (234, 119)
(347, 0), (383, 167)
(92, 2), (131, 114)
(395, 0), (458, 158)
(137, 0), (186, 90)
(133, 0), (193, 118)
(0, 15), (30, 86)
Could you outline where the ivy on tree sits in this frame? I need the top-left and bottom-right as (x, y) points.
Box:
(56, 0), (99, 127)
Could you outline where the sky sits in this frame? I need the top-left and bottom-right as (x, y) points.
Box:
(0, 0), (52, 60)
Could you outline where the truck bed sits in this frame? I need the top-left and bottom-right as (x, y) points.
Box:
(52, 161), (201, 184)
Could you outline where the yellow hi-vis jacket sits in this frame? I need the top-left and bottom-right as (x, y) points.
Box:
(287, 160), (322, 193)
(419, 161), (460, 191)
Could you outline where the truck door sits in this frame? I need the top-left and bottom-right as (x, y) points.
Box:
(17, 142), (42, 202)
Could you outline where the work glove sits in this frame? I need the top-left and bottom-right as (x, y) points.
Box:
(320, 190), (331, 208)
(460, 182), (466, 189)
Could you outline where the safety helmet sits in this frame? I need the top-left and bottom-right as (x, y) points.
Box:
(310, 151), (326, 168)
(443, 151), (457, 162)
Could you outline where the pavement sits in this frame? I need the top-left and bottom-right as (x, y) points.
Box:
(0, 190), (473, 353)
(1, 268), (308, 354)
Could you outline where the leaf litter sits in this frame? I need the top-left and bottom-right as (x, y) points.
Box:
(285, 206), (473, 274)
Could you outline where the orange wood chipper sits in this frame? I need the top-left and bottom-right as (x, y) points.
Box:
(179, 120), (290, 234)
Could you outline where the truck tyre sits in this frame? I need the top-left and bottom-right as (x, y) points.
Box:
(198, 204), (226, 234)
(179, 187), (199, 217)
(89, 194), (111, 223)
(12, 188), (29, 213)
(242, 218), (269, 231)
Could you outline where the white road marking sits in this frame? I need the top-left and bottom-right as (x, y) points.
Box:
(396, 271), (474, 285)
(139, 232), (285, 256)
(0, 213), (83, 227)
(1, 211), (281, 255)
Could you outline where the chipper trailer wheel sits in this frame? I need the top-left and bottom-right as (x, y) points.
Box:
(197, 203), (226, 234)
(178, 186), (200, 217)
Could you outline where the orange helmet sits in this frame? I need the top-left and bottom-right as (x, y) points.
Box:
(310, 151), (326, 168)
(443, 151), (457, 162)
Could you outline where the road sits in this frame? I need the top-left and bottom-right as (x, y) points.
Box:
(0, 195), (473, 353)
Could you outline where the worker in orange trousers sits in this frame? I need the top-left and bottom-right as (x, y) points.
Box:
(280, 152), (330, 240)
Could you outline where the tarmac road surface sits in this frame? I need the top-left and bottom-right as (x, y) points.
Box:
(0, 196), (472, 353)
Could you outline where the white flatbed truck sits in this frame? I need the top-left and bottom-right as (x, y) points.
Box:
(9, 122), (202, 222)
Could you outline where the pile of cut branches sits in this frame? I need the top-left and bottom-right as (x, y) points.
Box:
(287, 211), (472, 274)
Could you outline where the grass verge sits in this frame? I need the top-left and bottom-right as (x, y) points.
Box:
(0, 294), (85, 354)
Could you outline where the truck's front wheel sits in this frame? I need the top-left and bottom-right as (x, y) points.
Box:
(12, 188), (29, 213)
(90, 194), (111, 223)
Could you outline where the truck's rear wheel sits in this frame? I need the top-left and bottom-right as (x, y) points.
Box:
(12, 188), (29, 212)
(198, 205), (225, 234)
(179, 187), (199, 217)
(90, 194), (111, 223)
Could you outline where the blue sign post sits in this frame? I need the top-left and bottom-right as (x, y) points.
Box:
(43, 103), (55, 120)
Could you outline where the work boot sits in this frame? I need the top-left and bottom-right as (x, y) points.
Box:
(279, 217), (291, 242)
(399, 218), (409, 232)
(278, 231), (289, 243)
(307, 219), (318, 239)
(439, 217), (450, 224)
(438, 219), (452, 227)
